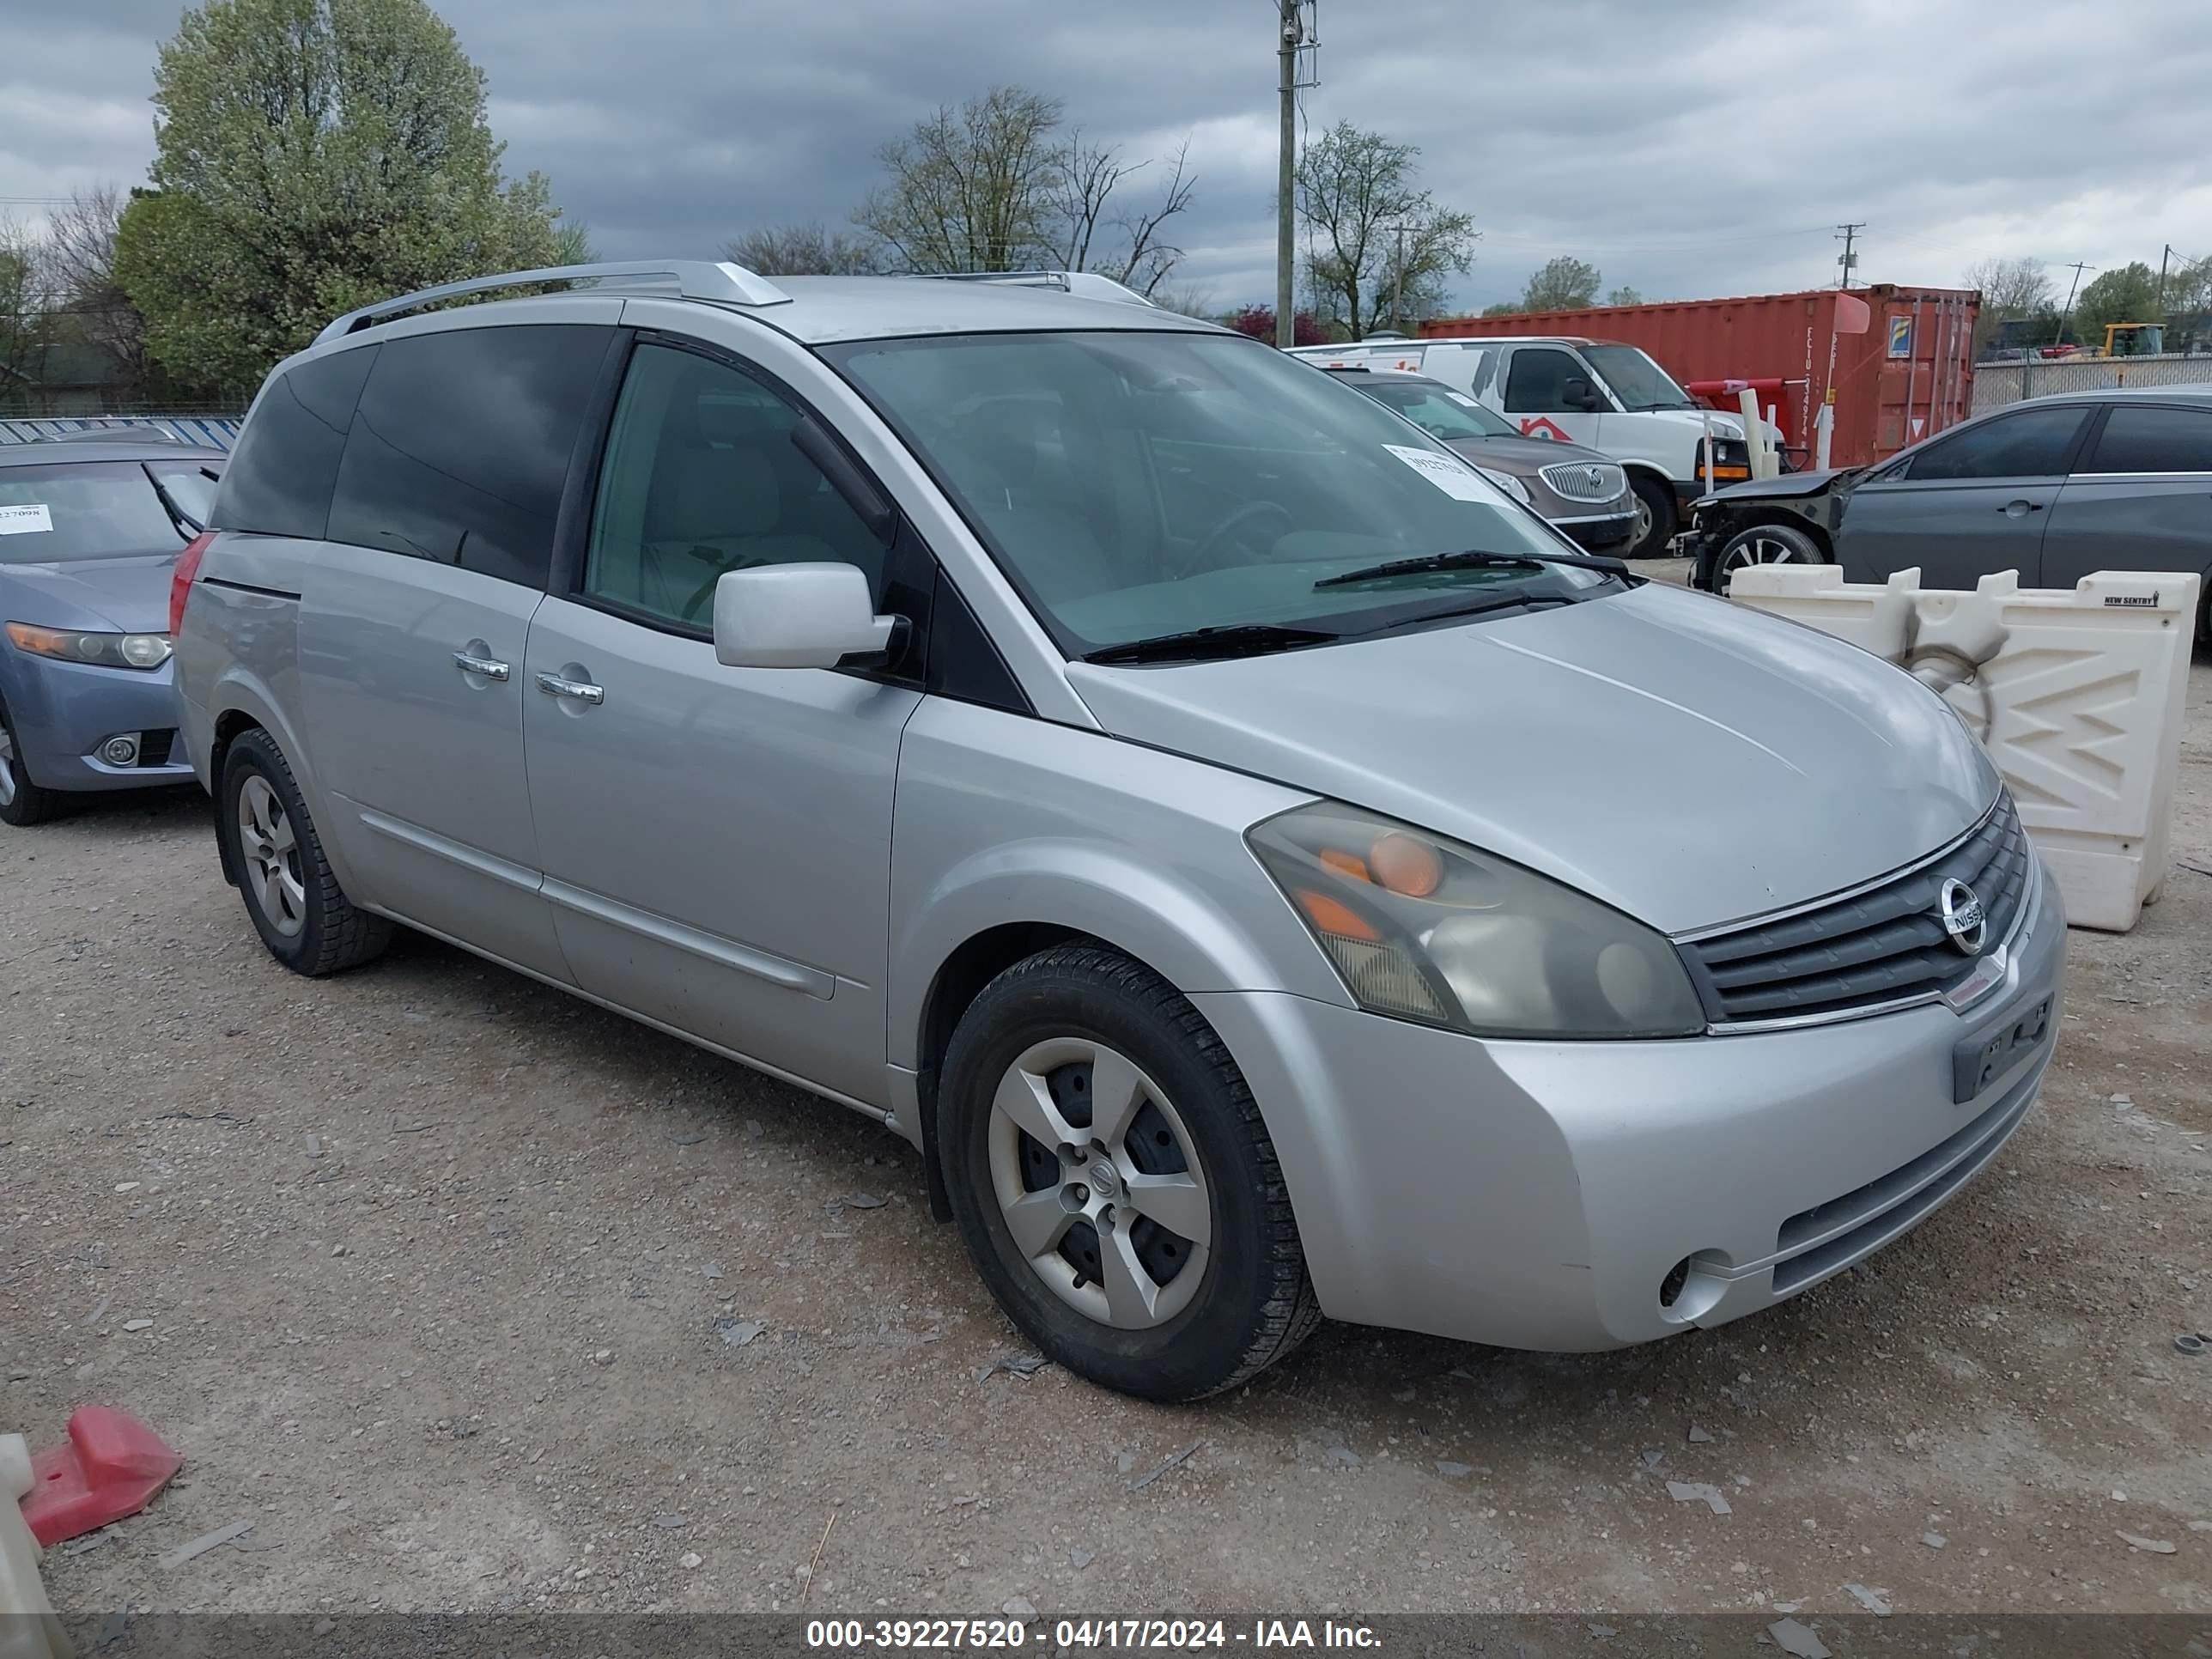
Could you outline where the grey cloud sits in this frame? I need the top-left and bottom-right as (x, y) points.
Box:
(4, 0), (2207, 317)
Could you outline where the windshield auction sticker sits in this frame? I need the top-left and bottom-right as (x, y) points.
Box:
(1382, 444), (1491, 502)
(0, 503), (53, 534)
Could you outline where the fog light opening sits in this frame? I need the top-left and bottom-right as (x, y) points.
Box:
(1657, 1252), (1730, 1323)
(100, 734), (140, 767)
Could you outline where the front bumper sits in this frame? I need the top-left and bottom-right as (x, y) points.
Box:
(1552, 510), (1638, 552)
(1193, 854), (2065, 1352)
(1, 653), (195, 793)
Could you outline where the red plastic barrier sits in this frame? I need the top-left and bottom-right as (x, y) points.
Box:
(19, 1407), (182, 1547)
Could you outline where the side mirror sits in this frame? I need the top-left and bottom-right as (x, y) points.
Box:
(713, 563), (899, 670)
(1560, 377), (1601, 412)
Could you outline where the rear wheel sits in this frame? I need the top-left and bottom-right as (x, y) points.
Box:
(218, 726), (391, 975)
(1626, 475), (1679, 560)
(0, 705), (67, 827)
(939, 945), (1321, 1401)
(1708, 521), (1827, 592)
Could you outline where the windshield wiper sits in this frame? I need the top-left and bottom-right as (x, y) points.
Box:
(145, 472), (204, 538)
(1315, 547), (1626, 589)
(1081, 622), (1340, 665)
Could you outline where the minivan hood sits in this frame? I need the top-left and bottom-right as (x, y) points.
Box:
(2, 554), (177, 633)
(1066, 582), (1996, 934)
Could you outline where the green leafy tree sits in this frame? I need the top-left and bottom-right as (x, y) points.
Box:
(1294, 121), (1475, 339)
(112, 0), (577, 392)
(0, 221), (43, 410)
(2070, 261), (2162, 347)
(1602, 285), (1644, 307)
(1520, 256), (1601, 311)
(1479, 300), (1522, 317)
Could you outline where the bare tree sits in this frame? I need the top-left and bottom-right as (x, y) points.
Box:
(1295, 122), (1475, 340)
(1055, 135), (1196, 295)
(725, 222), (881, 276)
(1149, 281), (1216, 320)
(1965, 255), (2051, 352)
(855, 86), (1066, 272)
(36, 187), (147, 398)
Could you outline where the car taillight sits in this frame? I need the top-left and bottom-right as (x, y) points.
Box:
(169, 532), (215, 638)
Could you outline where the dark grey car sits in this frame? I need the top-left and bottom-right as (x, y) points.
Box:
(1322, 367), (1638, 552)
(1688, 386), (2212, 635)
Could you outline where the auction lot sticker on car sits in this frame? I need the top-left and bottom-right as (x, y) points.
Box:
(0, 503), (53, 534)
(1384, 443), (1489, 501)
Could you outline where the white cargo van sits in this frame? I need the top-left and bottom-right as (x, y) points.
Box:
(1290, 336), (1782, 558)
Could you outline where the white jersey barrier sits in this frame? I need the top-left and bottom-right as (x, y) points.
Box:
(0, 1435), (71, 1659)
(1726, 565), (2200, 933)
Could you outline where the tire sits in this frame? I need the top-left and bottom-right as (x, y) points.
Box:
(1710, 521), (1828, 593)
(0, 703), (69, 827)
(1626, 475), (1679, 560)
(218, 726), (392, 975)
(939, 944), (1322, 1401)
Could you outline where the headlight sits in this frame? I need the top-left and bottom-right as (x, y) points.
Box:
(1474, 467), (1531, 507)
(1248, 801), (1705, 1039)
(4, 623), (173, 671)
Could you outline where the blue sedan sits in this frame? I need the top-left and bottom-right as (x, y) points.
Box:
(0, 439), (224, 825)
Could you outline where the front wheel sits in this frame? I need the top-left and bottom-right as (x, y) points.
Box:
(939, 945), (1321, 1401)
(0, 706), (68, 827)
(1626, 476), (1679, 560)
(1705, 521), (1828, 592)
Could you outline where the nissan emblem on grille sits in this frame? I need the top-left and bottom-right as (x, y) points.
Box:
(1939, 878), (1988, 956)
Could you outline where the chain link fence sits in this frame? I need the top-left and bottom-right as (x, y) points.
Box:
(0, 414), (241, 449)
(1970, 353), (2212, 416)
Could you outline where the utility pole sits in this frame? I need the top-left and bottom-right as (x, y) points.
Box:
(2055, 260), (2094, 345)
(2156, 244), (2176, 309)
(1392, 223), (1407, 334)
(1275, 0), (1299, 348)
(1834, 222), (1865, 289)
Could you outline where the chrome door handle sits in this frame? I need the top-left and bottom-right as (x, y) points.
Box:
(453, 650), (510, 681)
(534, 671), (604, 706)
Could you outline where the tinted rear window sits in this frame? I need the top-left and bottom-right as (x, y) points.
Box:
(2079, 405), (2212, 474)
(326, 324), (610, 588)
(0, 462), (190, 563)
(212, 345), (378, 540)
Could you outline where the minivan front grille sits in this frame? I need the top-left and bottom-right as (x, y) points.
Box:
(1537, 460), (1627, 503)
(1682, 794), (2031, 1026)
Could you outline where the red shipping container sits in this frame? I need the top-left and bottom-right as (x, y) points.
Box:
(1419, 285), (1979, 470)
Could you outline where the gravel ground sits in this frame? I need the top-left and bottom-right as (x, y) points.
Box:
(5, 584), (2208, 1621)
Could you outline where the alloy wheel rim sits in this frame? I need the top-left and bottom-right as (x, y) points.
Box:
(237, 775), (307, 937)
(1632, 493), (1654, 546)
(1720, 534), (1811, 577)
(987, 1037), (1212, 1330)
(0, 725), (15, 807)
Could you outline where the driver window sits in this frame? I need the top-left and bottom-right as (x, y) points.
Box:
(586, 343), (887, 629)
(1503, 349), (1587, 412)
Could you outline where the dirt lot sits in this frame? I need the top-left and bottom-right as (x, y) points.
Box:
(5, 599), (2208, 1623)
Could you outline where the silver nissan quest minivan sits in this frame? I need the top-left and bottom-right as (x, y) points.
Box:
(173, 261), (2064, 1401)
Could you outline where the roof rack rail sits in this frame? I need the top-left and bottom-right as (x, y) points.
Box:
(916, 270), (1157, 307)
(314, 259), (791, 345)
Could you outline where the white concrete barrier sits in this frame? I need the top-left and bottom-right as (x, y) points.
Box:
(0, 1435), (71, 1659)
(1727, 564), (2200, 933)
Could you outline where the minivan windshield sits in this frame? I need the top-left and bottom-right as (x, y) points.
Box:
(830, 331), (1605, 656)
(1582, 344), (1697, 411)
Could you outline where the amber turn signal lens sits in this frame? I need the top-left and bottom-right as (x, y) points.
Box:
(1370, 832), (1443, 897)
(1293, 889), (1381, 941)
(1318, 847), (1370, 881)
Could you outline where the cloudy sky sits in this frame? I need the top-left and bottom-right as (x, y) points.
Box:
(5, 0), (2209, 313)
